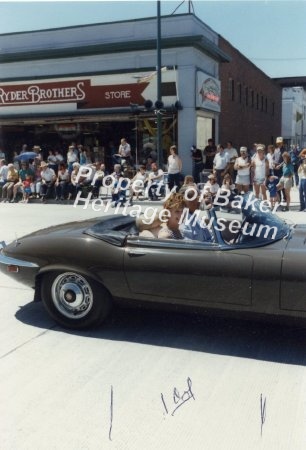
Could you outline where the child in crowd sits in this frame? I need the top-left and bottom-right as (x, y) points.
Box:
(266, 174), (279, 208)
(22, 174), (32, 203)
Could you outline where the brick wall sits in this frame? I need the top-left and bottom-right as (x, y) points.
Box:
(219, 36), (282, 150)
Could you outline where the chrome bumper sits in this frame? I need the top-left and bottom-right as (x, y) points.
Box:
(0, 241), (39, 268)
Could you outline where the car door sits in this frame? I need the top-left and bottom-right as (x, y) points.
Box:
(124, 237), (253, 307)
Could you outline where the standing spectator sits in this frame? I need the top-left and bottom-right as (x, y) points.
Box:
(147, 162), (164, 200)
(249, 143), (257, 160)
(117, 138), (132, 167)
(203, 138), (217, 170)
(1, 164), (18, 202)
(289, 145), (300, 186)
(266, 145), (276, 175)
(190, 145), (203, 183)
(298, 149), (306, 211)
(54, 150), (64, 167)
(167, 145), (182, 191)
(67, 145), (79, 173)
(213, 144), (230, 186)
(40, 161), (56, 202)
(251, 144), (269, 200)
(225, 141), (238, 179)
(276, 152), (294, 211)
(234, 147), (251, 193)
(274, 137), (286, 204)
(47, 150), (58, 174)
(20, 144), (27, 154)
(266, 174), (279, 208)
(0, 148), (6, 160)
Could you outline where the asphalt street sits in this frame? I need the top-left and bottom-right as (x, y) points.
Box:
(1, 191), (306, 450)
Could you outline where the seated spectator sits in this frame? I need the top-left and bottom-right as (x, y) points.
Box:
(147, 162), (164, 200)
(0, 159), (8, 196)
(91, 162), (105, 198)
(11, 161), (34, 203)
(179, 186), (212, 242)
(31, 161), (42, 198)
(68, 162), (81, 200)
(180, 174), (198, 191)
(202, 174), (220, 208)
(220, 173), (237, 211)
(111, 175), (128, 207)
(158, 192), (185, 239)
(1, 164), (18, 202)
(55, 163), (70, 200)
(40, 161), (56, 202)
(128, 165), (148, 206)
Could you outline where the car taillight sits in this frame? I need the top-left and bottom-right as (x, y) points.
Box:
(7, 265), (19, 273)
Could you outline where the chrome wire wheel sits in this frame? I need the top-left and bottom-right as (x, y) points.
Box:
(51, 272), (94, 320)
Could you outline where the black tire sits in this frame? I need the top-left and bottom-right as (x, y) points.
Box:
(41, 271), (112, 329)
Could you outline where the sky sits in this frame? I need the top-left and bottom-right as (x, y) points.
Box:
(0, 0), (305, 79)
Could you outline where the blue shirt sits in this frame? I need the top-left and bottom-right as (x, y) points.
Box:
(180, 212), (212, 242)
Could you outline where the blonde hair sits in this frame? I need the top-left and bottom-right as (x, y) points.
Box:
(163, 192), (185, 211)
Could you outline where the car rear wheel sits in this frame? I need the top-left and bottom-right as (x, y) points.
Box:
(41, 271), (112, 329)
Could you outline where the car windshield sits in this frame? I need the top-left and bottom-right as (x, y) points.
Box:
(233, 192), (290, 245)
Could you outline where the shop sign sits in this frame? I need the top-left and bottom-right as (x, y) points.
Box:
(0, 79), (149, 109)
(196, 71), (221, 112)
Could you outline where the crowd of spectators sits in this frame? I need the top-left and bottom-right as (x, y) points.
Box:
(0, 136), (305, 212)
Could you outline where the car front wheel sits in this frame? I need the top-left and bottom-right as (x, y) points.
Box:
(41, 271), (112, 329)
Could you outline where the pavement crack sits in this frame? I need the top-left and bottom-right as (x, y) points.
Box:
(0, 325), (58, 360)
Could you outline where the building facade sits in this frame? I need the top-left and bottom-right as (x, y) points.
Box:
(0, 13), (229, 173)
(219, 36), (282, 150)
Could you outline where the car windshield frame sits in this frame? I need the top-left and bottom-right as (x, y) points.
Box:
(213, 192), (291, 247)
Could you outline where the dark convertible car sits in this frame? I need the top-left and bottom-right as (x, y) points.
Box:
(0, 194), (305, 329)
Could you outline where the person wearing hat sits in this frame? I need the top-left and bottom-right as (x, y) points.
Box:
(40, 161), (56, 202)
(234, 147), (251, 194)
(251, 144), (269, 200)
(202, 173), (220, 207)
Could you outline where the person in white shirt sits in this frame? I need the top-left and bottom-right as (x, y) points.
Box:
(167, 145), (182, 191)
(251, 144), (269, 200)
(128, 165), (148, 205)
(234, 146), (251, 193)
(40, 161), (56, 202)
(202, 173), (220, 208)
(213, 145), (230, 186)
(148, 162), (164, 200)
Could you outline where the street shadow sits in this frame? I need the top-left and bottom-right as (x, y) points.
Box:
(15, 299), (306, 367)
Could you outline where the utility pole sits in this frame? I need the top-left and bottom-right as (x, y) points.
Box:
(157, 0), (163, 168)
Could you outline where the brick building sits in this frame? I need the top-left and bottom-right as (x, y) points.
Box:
(218, 36), (282, 150)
